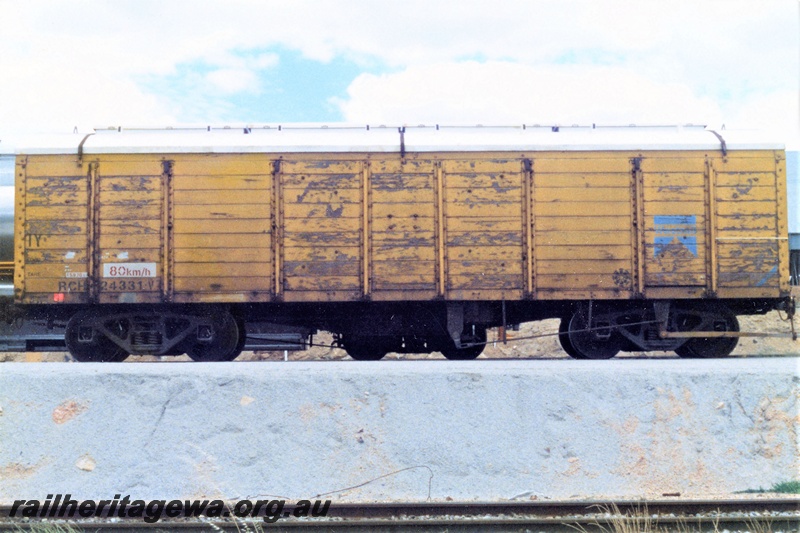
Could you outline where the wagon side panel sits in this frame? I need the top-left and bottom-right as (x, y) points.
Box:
(17, 155), (91, 304)
(532, 153), (636, 300)
(171, 153), (273, 303)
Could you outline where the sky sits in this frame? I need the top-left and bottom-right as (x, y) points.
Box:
(0, 0), (798, 145)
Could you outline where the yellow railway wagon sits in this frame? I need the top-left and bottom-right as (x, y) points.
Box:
(12, 125), (795, 361)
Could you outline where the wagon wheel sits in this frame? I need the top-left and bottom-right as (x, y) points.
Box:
(343, 336), (388, 361)
(440, 325), (486, 360)
(65, 311), (129, 363)
(674, 305), (739, 358)
(565, 310), (621, 360)
(558, 317), (585, 359)
(186, 312), (242, 362)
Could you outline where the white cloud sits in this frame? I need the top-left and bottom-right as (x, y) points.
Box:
(0, 0), (796, 137)
(336, 61), (723, 127)
(205, 68), (261, 94)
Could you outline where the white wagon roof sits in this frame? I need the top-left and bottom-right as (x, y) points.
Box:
(9, 124), (785, 155)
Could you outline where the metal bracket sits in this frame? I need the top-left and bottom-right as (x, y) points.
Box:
(446, 302), (463, 348)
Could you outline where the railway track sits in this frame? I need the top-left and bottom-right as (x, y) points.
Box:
(2, 498), (798, 531)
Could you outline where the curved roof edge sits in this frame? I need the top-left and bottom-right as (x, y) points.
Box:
(8, 125), (786, 155)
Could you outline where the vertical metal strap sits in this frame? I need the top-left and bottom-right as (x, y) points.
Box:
(87, 161), (100, 303)
(705, 158), (718, 296)
(632, 157), (645, 296)
(14, 157), (27, 300)
(272, 158), (283, 300)
(774, 151), (790, 294)
(435, 161), (446, 297)
(523, 158), (535, 297)
(161, 160), (174, 303)
(361, 160), (371, 299)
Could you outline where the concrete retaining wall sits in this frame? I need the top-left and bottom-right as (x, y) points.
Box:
(0, 359), (797, 503)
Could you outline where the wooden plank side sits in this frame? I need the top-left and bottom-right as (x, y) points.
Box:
(283, 276), (360, 291)
(534, 158), (632, 173)
(714, 156), (780, 173)
(373, 247), (435, 262)
(715, 172), (775, 188)
(537, 245), (632, 261)
(447, 188), (522, 204)
(99, 204), (161, 220)
(716, 201), (776, 217)
(175, 247), (271, 263)
(535, 173), (631, 188)
(174, 276), (273, 292)
(171, 154), (273, 176)
(372, 260), (435, 278)
(284, 246), (359, 262)
(372, 216), (435, 233)
(447, 231), (521, 246)
(446, 202), (521, 218)
(535, 201), (630, 216)
(642, 201), (705, 217)
(373, 203), (434, 219)
(639, 158), (705, 173)
(284, 261), (360, 277)
(24, 220), (86, 235)
(102, 219), (161, 235)
(446, 217), (521, 232)
(370, 159), (434, 174)
(175, 190), (271, 205)
(449, 260), (521, 276)
(637, 173), (705, 189)
(173, 175), (268, 190)
(174, 204), (270, 220)
(448, 274), (522, 290)
(717, 241), (779, 260)
(282, 160), (362, 174)
(718, 270), (780, 288)
(644, 272), (707, 286)
(23, 234), (87, 250)
(535, 216), (630, 232)
(283, 232), (361, 247)
(24, 158), (85, 178)
(371, 174), (433, 190)
(174, 262), (270, 278)
(284, 203), (361, 219)
(98, 234), (161, 250)
(282, 173), (361, 189)
(447, 246), (521, 261)
(372, 187), (435, 204)
(536, 231), (631, 246)
(536, 188), (630, 203)
(26, 206), (87, 221)
(100, 189), (161, 206)
(531, 273), (628, 291)
(643, 185), (705, 203)
(26, 249), (88, 264)
(283, 217), (357, 233)
(98, 176), (160, 191)
(284, 188), (362, 205)
(100, 249), (161, 263)
(174, 233), (272, 249)
(715, 186), (777, 202)
(537, 259), (632, 275)
(445, 173), (521, 190)
(443, 159), (521, 173)
(173, 219), (271, 234)
(92, 161), (163, 176)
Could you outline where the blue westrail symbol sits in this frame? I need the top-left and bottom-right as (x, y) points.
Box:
(653, 215), (698, 257)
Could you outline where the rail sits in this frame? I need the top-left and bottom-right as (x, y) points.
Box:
(1, 498), (797, 530)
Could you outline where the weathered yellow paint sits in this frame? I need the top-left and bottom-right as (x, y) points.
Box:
(15, 148), (789, 303)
